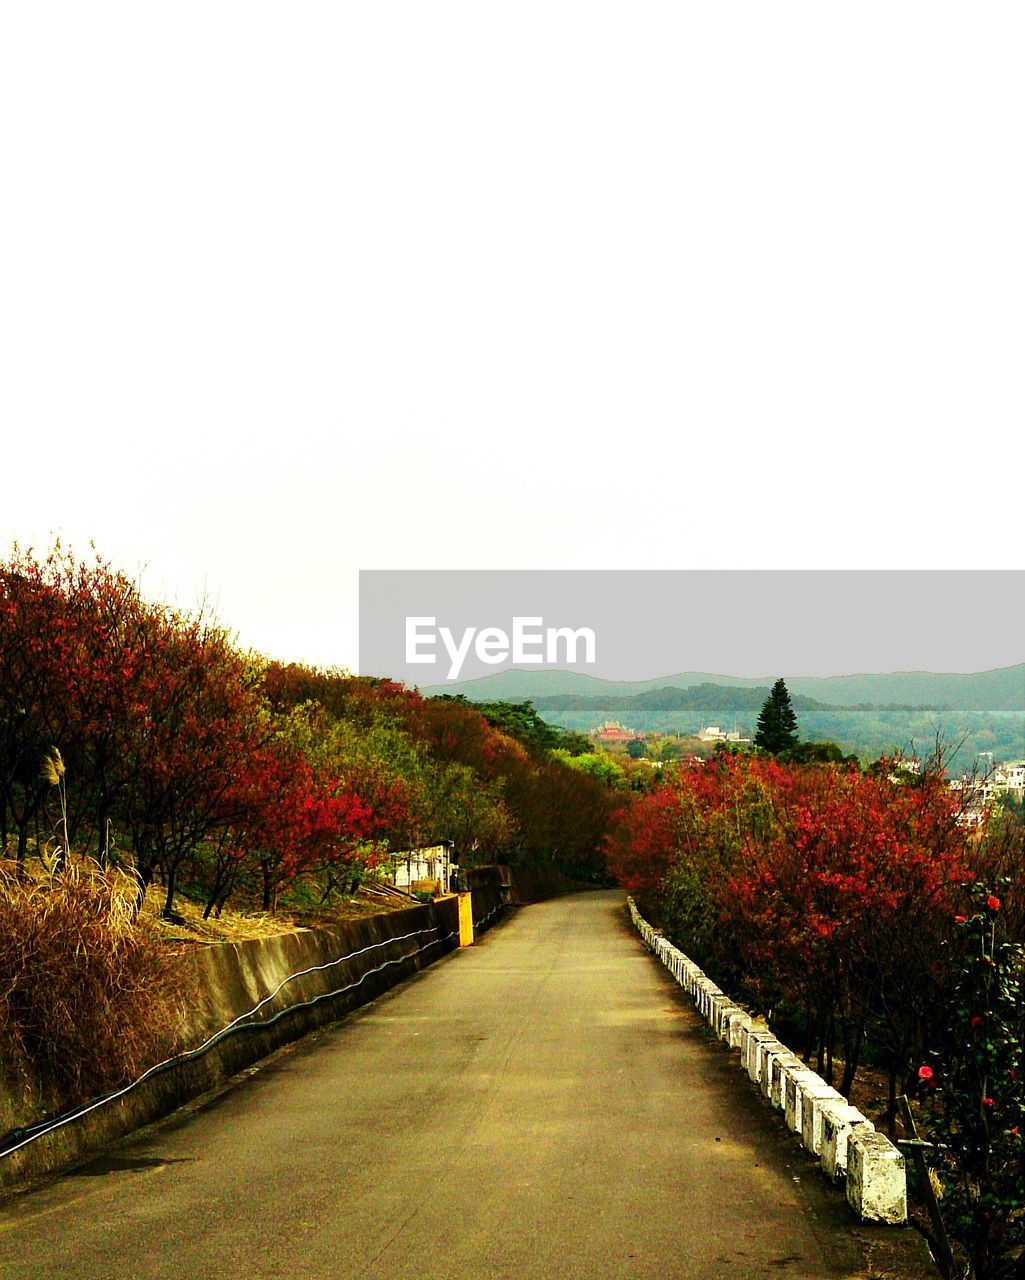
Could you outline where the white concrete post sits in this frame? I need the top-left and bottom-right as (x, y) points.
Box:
(725, 1010), (752, 1050)
(783, 1066), (822, 1134)
(846, 1130), (907, 1224)
(705, 994), (727, 1031)
(821, 1103), (874, 1181)
(750, 1035), (785, 1086)
(800, 1082), (846, 1155)
(759, 1043), (792, 1101)
(712, 1000), (742, 1039)
(741, 1030), (774, 1081)
(768, 1052), (803, 1109)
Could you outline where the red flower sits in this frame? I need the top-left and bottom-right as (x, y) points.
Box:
(1009, 1127), (1020, 1137)
(955, 915), (967, 924)
(918, 1065), (934, 1082)
(983, 1096), (995, 1108)
(986, 895), (1001, 912)
(971, 1015), (985, 1027)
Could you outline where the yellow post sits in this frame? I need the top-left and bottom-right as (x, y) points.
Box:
(458, 891), (474, 947)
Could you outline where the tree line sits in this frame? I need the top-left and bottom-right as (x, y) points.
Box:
(607, 745), (1025, 1278)
(0, 546), (616, 918)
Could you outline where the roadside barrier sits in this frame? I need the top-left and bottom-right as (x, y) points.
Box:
(1, 888), (513, 1179)
(627, 897), (907, 1226)
(474, 900), (504, 933)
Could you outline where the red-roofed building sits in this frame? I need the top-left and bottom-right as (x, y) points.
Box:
(591, 720), (641, 743)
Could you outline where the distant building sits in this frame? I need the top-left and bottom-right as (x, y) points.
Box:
(591, 720), (641, 743)
(949, 774), (1002, 828)
(387, 844), (453, 892)
(888, 758), (922, 784)
(949, 759), (1025, 823)
(698, 725), (751, 744)
(994, 761), (1025, 798)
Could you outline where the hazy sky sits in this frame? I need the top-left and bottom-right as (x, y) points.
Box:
(2, 4), (1022, 674)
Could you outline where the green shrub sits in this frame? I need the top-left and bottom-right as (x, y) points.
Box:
(919, 883), (1025, 1280)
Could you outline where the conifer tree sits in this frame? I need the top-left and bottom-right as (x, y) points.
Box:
(754, 678), (799, 753)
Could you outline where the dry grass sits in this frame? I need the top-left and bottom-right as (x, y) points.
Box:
(138, 891), (306, 950)
(0, 862), (191, 1098)
(6, 847), (405, 954)
(0, 854), (413, 1110)
(138, 881), (406, 954)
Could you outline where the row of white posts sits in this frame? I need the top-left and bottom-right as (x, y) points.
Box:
(627, 898), (907, 1225)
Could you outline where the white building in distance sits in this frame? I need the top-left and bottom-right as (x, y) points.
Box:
(698, 725), (752, 744)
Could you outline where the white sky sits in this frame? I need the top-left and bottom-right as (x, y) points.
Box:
(2, 4), (1022, 673)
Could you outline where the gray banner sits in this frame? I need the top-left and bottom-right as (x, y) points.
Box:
(358, 570), (1025, 690)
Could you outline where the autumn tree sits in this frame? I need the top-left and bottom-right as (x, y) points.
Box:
(45, 551), (163, 868)
(0, 547), (107, 869)
(0, 554), (66, 867)
(112, 606), (268, 917)
(2, 556), (621, 912)
(607, 751), (975, 1104)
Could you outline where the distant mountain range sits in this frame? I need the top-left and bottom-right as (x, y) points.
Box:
(423, 664), (1024, 714)
(422, 665), (1024, 766)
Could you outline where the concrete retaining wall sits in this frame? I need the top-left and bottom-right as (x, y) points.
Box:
(465, 865), (508, 922)
(0, 898), (463, 1189)
(469, 862), (583, 908)
(0, 863), (580, 1190)
(627, 897), (907, 1226)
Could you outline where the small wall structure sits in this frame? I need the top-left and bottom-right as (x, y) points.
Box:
(627, 897), (907, 1226)
(466, 862), (581, 913)
(0, 861), (581, 1190)
(0, 898), (468, 1189)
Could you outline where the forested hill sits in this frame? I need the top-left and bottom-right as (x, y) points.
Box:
(526, 682), (1025, 768)
(424, 663), (1024, 714)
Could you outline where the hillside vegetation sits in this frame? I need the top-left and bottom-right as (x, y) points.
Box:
(0, 546), (623, 1106)
(530, 683), (1024, 768)
(0, 547), (616, 925)
(610, 750), (1025, 1279)
(427, 663), (1025, 714)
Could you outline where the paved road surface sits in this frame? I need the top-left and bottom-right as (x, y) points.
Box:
(0, 891), (928, 1279)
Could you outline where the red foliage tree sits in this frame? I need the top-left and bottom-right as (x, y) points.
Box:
(0, 549), (74, 867)
(0, 546), (149, 870)
(111, 605), (268, 917)
(608, 752), (975, 1106)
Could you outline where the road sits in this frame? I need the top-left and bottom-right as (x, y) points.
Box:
(0, 891), (929, 1279)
